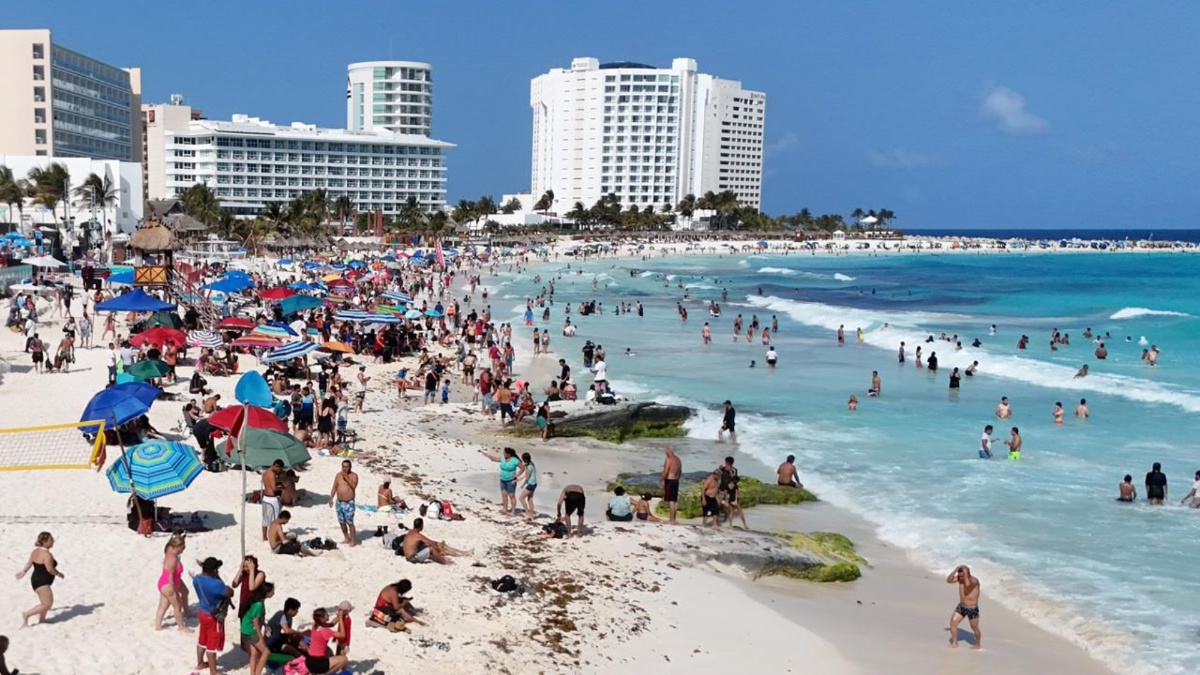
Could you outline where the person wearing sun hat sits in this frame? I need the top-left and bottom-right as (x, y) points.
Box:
(192, 557), (232, 675)
(335, 600), (354, 657)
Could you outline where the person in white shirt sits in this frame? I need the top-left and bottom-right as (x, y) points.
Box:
(591, 359), (607, 392)
(1179, 470), (1200, 509)
(106, 342), (119, 384)
(766, 347), (778, 368)
(979, 425), (995, 459)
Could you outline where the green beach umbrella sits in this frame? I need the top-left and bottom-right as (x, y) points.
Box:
(127, 359), (171, 380)
(279, 295), (324, 315)
(220, 428), (310, 470)
(144, 311), (184, 329)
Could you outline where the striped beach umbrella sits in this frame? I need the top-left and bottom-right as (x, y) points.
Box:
(262, 340), (318, 364)
(106, 440), (204, 500)
(334, 311), (374, 322)
(251, 325), (294, 339)
(366, 313), (401, 324)
(382, 291), (413, 303)
(187, 330), (223, 349)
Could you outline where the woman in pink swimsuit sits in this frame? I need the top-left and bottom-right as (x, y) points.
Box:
(153, 534), (192, 632)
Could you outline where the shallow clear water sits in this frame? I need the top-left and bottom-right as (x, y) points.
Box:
(487, 249), (1200, 667)
(490, 250), (1200, 673)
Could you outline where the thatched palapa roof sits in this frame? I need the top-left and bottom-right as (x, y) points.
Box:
(130, 221), (181, 252)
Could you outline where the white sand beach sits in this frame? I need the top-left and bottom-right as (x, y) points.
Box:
(0, 248), (1114, 675)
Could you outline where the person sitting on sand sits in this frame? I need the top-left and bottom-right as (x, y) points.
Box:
(373, 580), (423, 626)
(267, 511), (320, 557)
(401, 518), (471, 565)
(777, 455), (803, 488)
(605, 486), (634, 522)
(513, 390), (535, 425)
(377, 481), (408, 512)
(632, 494), (662, 523)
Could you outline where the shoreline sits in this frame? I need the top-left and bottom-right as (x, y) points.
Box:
(0, 249), (1115, 675)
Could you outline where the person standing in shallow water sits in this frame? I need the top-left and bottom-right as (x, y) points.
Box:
(946, 565), (982, 649)
(1145, 462), (1167, 505)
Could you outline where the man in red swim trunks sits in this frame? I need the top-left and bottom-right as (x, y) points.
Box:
(659, 446), (682, 524)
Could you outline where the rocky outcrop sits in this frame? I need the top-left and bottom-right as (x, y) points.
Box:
(607, 473), (817, 516)
(513, 401), (691, 443)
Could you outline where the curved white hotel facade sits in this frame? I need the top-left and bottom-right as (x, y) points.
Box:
(531, 57), (765, 215)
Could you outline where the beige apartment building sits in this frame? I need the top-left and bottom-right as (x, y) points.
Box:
(0, 29), (141, 162)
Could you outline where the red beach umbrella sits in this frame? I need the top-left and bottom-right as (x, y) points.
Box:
(131, 326), (188, 348)
(218, 317), (256, 330)
(207, 405), (287, 434)
(259, 288), (296, 302)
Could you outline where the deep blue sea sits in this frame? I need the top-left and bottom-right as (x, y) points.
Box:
(489, 248), (1200, 674)
(908, 228), (1200, 244)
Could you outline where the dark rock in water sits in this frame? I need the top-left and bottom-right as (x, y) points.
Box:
(513, 401), (691, 443)
(606, 471), (710, 497)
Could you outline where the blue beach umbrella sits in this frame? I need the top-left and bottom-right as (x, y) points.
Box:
(404, 309), (423, 319)
(366, 313), (401, 324)
(278, 258), (294, 265)
(106, 440), (203, 500)
(202, 277), (253, 294)
(424, 309), (443, 318)
(382, 291), (412, 303)
(80, 382), (161, 434)
(334, 311), (374, 322)
(262, 341), (318, 364)
(95, 289), (176, 313)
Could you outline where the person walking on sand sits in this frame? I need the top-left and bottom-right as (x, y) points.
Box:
(329, 460), (359, 546)
(555, 484), (587, 538)
(518, 452), (538, 522)
(353, 366), (370, 412)
(946, 565), (982, 649)
(659, 447), (682, 523)
(16, 532), (63, 627)
(153, 534), (192, 632)
(719, 457), (748, 529)
(480, 447), (522, 515)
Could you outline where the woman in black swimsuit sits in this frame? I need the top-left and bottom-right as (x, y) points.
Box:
(16, 531), (64, 626)
(317, 398), (336, 448)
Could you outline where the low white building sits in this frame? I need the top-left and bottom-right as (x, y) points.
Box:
(144, 103), (454, 217)
(0, 154), (143, 237)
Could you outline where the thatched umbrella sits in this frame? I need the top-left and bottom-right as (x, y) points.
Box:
(130, 222), (179, 253)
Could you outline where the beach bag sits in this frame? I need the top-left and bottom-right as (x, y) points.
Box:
(283, 656), (310, 675)
(210, 594), (233, 622)
(490, 575), (518, 593)
(136, 518), (153, 535)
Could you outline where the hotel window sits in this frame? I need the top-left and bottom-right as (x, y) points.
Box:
(33, 86), (44, 102)
(33, 108), (45, 124)
(32, 43), (44, 59)
(32, 64), (44, 81)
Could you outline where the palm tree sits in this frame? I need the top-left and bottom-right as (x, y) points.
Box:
(76, 172), (118, 242)
(261, 201), (286, 233)
(500, 198), (522, 214)
(567, 201), (589, 228)
(332, 195), (354, 235)
(533, 190), (554, 213)
(452, 199), (476, 228)
(0, 166), (26, 227)
(213, 209), (239, 240)
(397, 196), (425, 233)
(303, 188), (330, 235)
(26, 163), (71, 224)
(476, 195), (498, 220)
(877, 208), (896, 230)
(178, 183), (221, 229)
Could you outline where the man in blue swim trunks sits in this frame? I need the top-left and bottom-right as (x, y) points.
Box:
(329, 460), (359, 547)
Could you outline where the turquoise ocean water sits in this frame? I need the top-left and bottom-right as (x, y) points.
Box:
(487, 250), (1199, 673)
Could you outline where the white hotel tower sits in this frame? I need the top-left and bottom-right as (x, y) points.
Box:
(530, 57), (765, 215)
(347, 61), (434, 137)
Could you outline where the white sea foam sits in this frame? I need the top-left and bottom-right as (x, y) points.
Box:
(1109, 307), (1192, 320)
(833, 273), (856, 282)
(638, 271), (655, 278)
(756, 266), (798, 276)
(746, 294), (1200, 414)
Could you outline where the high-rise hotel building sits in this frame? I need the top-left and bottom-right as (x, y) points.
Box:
(530, 57), (765, 214)
(0, 29), (142, 162)
(346, 61), (434, 137)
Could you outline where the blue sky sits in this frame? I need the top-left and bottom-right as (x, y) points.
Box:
(10, 1), (1199, 228)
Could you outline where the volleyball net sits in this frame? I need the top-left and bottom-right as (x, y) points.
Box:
(0, 420), (108, 472)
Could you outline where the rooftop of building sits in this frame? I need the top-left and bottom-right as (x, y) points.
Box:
(348, 60), (433, 71)
(173, 115), (454, 148)
(599, 61), (655, 70)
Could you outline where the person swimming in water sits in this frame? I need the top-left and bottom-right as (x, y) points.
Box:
(1053, 402), (1064, 425)
(1004, 427), (1022, 460)
(1074, 364), (1089, 379)
(1117, 475), (1136, 502)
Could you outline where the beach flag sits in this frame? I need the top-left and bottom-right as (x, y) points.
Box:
(435, 240), (445, 267)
